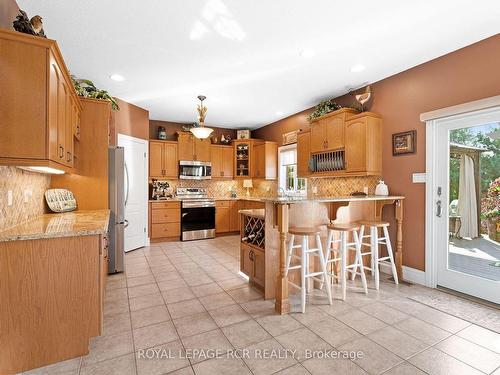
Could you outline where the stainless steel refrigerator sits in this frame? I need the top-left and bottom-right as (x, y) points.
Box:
(108, 146), (125, 273)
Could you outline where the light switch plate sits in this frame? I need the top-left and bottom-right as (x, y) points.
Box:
(413, 173), (427, 183)
(7, 190), (13, 206)
(24, 189), (32, 203)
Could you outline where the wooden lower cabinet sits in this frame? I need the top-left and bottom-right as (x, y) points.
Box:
(0, 234), (105, 374)
(149, 201), (181, 240)
(240, 243), (265, 289)
(216, 200), (240, 233)
(229, 201), (240, 231)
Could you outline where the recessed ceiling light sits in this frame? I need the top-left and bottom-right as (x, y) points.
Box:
(350, 64), (366, 73)
(109, 74), (125, 82)
(276, 111), (284, 116)
(299, 49), (316, 58)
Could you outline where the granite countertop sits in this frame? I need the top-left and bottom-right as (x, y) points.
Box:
(0, 209), (110, 243)
(241, 195), (406, 203)
(238, 209), (265, 219)
(149, 195), (405, 203)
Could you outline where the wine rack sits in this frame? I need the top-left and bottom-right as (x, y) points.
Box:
(310, 149), (345, 173)
(241, 215), (265, 250)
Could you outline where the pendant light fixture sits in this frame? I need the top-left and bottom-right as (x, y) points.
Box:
(190, 95), (214, 139)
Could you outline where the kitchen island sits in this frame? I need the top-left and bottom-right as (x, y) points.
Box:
(239, 196), (405, 314)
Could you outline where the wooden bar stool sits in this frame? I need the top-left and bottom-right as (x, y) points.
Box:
(285, 227), (332, 313)
(325, 223), (368, 300)
(352, 220), (399, 290)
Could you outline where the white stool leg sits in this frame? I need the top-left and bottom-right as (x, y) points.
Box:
(301, 235), (308, 313)
(371, 226), (379, 290)
(383, 226), (399, 284)
(340, 231), (347, 301)
(316, 234), (332, 305)
(353, 230), (368, 294)
(285, 234), (294, 277)
(325, 230), (334, 284)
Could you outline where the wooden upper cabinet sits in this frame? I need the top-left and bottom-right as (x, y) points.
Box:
(211, 145), (222, 177)
(149, 140), (178, 179)
(0, 29), (81, 172)
(310, 118), (327, 153)
(194, 138), (211, 162)
(297, 131), (311, 177)
(177, 132), (210, 161)
(234, 139), (276, 180)
(309, 108), (357, 152)
(164, 142), (178, 178)
(149, 142), (164, 177)
(212, 145), (234, 179)
(345, 113), (382, 175)
(222, 146), (234, 178)
(252, 141), (277, 180)
(177, 132), (194, 161)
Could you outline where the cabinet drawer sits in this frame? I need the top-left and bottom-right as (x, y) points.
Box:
(151, 223), (180, 238)
(151, 208), (180, 224)
(151, 201), (180, 209)
(215, 200), (231, 208)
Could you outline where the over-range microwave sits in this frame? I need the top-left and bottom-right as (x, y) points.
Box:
(179, 161), (212, 180)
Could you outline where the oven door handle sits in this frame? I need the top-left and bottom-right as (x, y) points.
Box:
(182, 202), (216, 208)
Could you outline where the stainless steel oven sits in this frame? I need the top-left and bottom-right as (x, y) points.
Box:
(177, 188), (215, 241)
(179, 161), (212, 180)
(181, 200), (216, 241)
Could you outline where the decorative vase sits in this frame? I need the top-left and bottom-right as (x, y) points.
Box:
(158, 126), (167, 140)
(375, 180), (389, 196)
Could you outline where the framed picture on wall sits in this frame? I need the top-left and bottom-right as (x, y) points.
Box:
(392, 130), (416, 155)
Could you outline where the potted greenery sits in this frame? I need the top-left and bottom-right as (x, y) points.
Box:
(307, 100), (343, 122)
(482, 209), (499, 242)
(71, 76), (119, 110)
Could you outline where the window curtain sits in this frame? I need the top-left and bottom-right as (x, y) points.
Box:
(458, 154), (478, 238)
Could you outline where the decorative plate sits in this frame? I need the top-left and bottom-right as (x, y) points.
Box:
(45, 189), (77, 213)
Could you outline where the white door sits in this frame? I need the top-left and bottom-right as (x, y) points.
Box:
(427, 106), (500, 304)
(118, 134), (148, 252)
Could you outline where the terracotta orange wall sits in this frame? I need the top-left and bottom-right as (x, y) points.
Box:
(150, 120), (237, 142)
(0, 0), (18, 29)
(110, 98), (149, 145)
(254, 34), (500, 271)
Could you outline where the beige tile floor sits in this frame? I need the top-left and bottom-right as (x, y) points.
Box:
(24, 235), (500, 375)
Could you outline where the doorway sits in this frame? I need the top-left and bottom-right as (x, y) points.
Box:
(425, 103), (500, 304)
(117, 134), (149, 252)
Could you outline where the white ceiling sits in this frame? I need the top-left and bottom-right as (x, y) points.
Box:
(18, 0), (500, 129)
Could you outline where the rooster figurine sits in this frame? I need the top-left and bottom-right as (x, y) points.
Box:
(349, 85), (372, 112)
(355, 85), (371, 111)
(13, 9), (46, 38)
(30, 15), (46, 38)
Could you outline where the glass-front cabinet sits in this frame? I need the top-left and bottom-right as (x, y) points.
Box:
(234, 141), (251, 178)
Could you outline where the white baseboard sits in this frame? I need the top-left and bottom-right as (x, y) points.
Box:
(379, 263), (426, 286)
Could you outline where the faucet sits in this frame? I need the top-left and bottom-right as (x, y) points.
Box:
(277, 187), (286, 197)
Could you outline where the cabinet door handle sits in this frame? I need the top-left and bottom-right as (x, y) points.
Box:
(59, 145), (64, 158)
(66, 151), (72, 162)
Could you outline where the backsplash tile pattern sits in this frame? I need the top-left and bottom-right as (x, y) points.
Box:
(308, 176), (380, 197)
(151, 176), (379, 200)
(0, 167), (50, 231)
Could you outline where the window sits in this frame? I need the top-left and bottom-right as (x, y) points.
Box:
(278, 144), (306, 195)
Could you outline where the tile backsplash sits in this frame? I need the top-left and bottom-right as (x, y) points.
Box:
(0, 167), (50, 231)
(150, 176), (379, 200)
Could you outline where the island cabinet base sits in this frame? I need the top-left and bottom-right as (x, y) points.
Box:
(0, 235), (105, 374)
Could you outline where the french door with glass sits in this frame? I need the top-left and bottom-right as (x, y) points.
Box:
(427, 105), (499, 304)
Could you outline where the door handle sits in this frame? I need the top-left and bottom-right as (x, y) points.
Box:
(124, 219), (129, 228)
(124, 162), (130, 206)
(436, 200), (442, 217)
